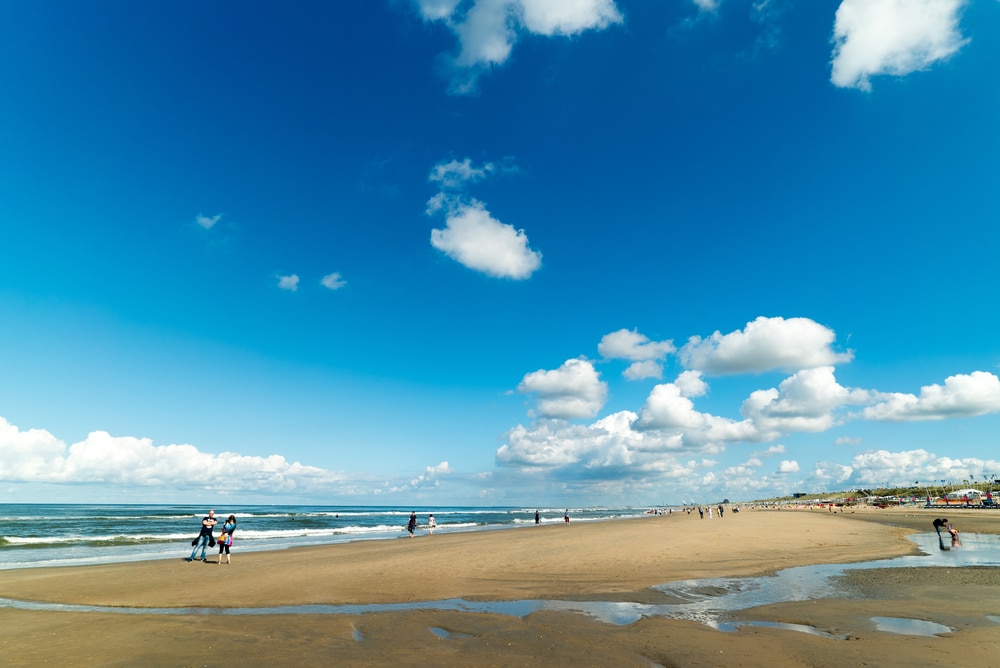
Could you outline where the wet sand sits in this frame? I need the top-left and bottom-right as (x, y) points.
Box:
(1, 507), (998, 666)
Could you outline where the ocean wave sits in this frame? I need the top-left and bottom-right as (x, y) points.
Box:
(1, 534), (190, 549)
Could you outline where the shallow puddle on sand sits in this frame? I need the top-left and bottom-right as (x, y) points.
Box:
(429, 626), (475, 639)
(871, 616), (953, 636)
(712, 620), (844, 638)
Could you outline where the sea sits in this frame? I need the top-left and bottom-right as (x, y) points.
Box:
(0, 504), (654, 570)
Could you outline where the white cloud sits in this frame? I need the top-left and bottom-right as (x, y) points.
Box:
(623, 361), (663, 381)
(598, 328), (675, 361)
(0, 417), (67, 481)
(680, 316), (853, 375)
(600, 328), (676, 380)
(415, 0), (462, 21)
(777, 460), (800, 473)
(277, 274), (300, 291)
(637, 382), (706, 430)
(635, 375), (760, 446)
(674, 370), (708, 398)
(517, 358), (608, 419)
(393, 461), (452, 491)
(320, 272), (347, 290)
(496, 412), (708, 475)
(494, 318), (1000, 502)
(753, 444), (785, 457)
(843, 448), (1000, 487)
(741, 366), (871, 435)
(809, 461), (854, 486)
(428, 196), (542, 279)
(497, 418), (632, 468)
(861, 371), (1000, 421)
(413, 0), (622, 94)
(429, 158), (496, 189)
(692, 0), (718, 11)
(831, 0), (969, 91)
(195, 213), (222, 230)
(518, 0), (624, 36)
(0, 417), (345, 493)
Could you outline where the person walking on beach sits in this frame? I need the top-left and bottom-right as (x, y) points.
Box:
(407, 511), (417, 537)
(217, 514), (236, 564)
(535, 510), (540, 524)
(427, 514), (436, 535)
(564, 510), (569, 524)
(718, 504), (724, 518)
(698, 507), (704, 519)
(188, 510), (217, 562)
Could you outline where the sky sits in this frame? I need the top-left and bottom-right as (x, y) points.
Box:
(1, 0), (998, 507)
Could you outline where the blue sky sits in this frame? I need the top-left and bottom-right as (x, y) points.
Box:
(1, 0), (998, 506)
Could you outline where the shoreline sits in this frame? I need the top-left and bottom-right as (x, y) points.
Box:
(2, 508), (998, 666)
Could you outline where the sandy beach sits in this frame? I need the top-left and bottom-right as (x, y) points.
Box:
(2, 507), (998, 667)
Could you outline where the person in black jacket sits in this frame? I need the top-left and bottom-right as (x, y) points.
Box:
(187, 510), (218, 562)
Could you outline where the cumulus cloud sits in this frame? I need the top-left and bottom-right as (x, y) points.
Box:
(599, 328), (676, 380)
(754, 444), (786, 457)
(843, 448), (1000, 487)
(390, 461), (452, 491)
(497, 418), (632, 468)
(0, 417), (345, 493)
(493, 317), (1000, 501)
(416, 0), (462, 21)
(277, 274), (300, 291)
(428, 195), (542, 279)
(496, 412), (706, 476)
(517, 358), (608, 419)
(429, 158), (496, 189)
(320, 272), (347, 290)
(809, 461), (854, 486)
(777, 460), (800, 473)
(861, 371), (1000, 421)
(622, 361), (663, 381)
(831, 0), (969, 91)
(0, 417), (67, 481)
(679, 316), (853, 375)
(741, 366), (871, 435)
(635, 378), (759, 446)
(413, 0), (623, 94)
(195, 213), (222, 230)
(519, 0), (624, 35)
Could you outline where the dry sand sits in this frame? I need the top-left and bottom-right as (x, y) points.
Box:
(1, 507), (998, 667)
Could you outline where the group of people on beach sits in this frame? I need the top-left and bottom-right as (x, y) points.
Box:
(406, 511), (437, 537)
(187, 509), (237, 563)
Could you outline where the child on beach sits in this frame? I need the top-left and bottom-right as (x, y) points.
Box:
(428, 514), (436, 534)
